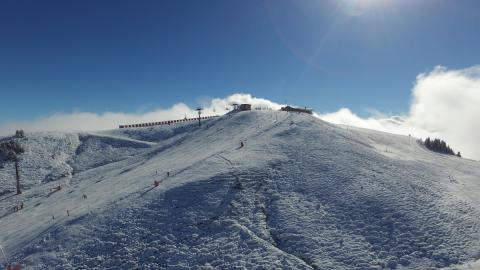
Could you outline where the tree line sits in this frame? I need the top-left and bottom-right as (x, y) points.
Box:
(423, 137), (461, 157)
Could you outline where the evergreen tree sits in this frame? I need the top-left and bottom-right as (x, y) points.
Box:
(15, 129), (25, 138)
(423, 137), (457, 156)
(425, 137), (432, 149)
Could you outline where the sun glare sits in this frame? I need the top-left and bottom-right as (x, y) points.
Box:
(339, 0), (389, 16)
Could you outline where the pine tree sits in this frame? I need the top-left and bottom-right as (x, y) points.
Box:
(15, 129), (25, 138)
(425, 137), (432, 149)
(423, 137), (457, 156)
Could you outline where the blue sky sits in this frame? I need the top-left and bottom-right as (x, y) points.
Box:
(0, 0), (479, 125)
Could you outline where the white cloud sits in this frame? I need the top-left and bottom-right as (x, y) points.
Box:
(2, 66), (479, 160)
(318, 65), (480, 160)
(0, 93), (281, 136)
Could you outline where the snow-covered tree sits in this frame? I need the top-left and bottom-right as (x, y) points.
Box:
(15, 129), (25, 138)
(0, 139), (25, 194)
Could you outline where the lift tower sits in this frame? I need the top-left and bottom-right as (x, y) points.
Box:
(196, 107), (203, 127)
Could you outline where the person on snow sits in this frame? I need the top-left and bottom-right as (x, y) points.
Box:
(240, 141), (244, 148)
(154, 180), (160, 187)
(6, 263), (22, 270)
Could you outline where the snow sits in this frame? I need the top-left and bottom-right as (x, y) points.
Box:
(1, 111), (479, 269)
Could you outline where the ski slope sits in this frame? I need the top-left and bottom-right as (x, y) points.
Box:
(1, 111), (479, 269)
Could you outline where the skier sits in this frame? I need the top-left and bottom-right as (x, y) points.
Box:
(240, 141), (244, 148)
(154, 180), (160, 187)
(6, 264), (22, 270)
(83, 194), (87, 200)
(167, 171), (170, 177)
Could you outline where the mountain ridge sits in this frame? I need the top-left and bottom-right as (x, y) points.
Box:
(1, 111), (479, 269)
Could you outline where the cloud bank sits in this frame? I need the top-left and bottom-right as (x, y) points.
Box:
(0, 93), (282, 135)
(319, 65), (480, 160)
(1, 66), (479, 159)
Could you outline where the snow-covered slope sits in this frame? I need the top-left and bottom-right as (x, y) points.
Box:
(1, 111), (479, 269)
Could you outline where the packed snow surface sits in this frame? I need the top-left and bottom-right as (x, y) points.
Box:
(1, 111), (479, 269)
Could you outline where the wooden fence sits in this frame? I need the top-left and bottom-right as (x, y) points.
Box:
(119, 116), (219, 129)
